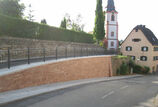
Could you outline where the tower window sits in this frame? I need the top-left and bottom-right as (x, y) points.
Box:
(111, 32), (114, 37)
(111, 14), (115, 21)
(111, 42), (114, 47)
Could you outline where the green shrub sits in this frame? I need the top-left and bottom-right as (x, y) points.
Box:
(143, 66), (150, 74)
(0, 14), (94, 43)
(133, 65), (150, 74)
(117, 68), (120, 75)
(133, 65), (142, 74)
(117, 62), (129, 75)
(128, 59), (135, 68)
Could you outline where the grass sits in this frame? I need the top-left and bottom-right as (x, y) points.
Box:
(114, 55), (128, 59)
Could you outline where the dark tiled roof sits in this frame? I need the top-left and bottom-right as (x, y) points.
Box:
(107, 0), (117, 12)
(134, 25), (158, 46)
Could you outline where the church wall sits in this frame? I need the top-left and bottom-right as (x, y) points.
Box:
(108, 40), (118, 49)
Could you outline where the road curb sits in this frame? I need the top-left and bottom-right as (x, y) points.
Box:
(0, 75), (143, 106)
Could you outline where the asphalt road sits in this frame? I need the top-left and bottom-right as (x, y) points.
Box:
(2, 75), (158, 107)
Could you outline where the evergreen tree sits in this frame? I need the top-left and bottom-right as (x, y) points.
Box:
(60, 17), (67, 29)
(0, 0), (25, 18)
(93, 0), (105, 43)
(41, 19), (47, 24)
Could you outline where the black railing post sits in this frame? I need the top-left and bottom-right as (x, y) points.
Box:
(28, 47), (30, 64)
(74, 47), (75, 57)
(81, 47), (82, 57)
(56, 46), (58, 60)
(43, 48), (45, 62)
(65, 46), (67, 58)
(87, 48), (88, 56)
(93, 48), (95, 55)
(7, 47), (10, 69)
(95, 48), (97, 55)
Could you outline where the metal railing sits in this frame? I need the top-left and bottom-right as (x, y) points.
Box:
(0, 46), (117, 69)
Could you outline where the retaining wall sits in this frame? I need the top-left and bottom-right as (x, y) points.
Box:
(0, 56), (112, 93)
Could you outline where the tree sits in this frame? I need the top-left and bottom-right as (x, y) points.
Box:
(41, 19), (47, 24)
(93, 0), (105, 43)
(0, 0), (25, 18)
(60, 17), (67, 29)
(71, 14), (85, 32)
(60, 14), (85, 32)
(27, 4), (34, 21)
(119, 40), (123, 46)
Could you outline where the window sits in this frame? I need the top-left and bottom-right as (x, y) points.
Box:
(131, 56), (135, 60)
(132, 38), (141, 42)
(153, 56), (158, 61)
(111, 42), (114, 47)
(126, 46), (132, 51)
(154, 47), (158, 51)
(111, 32), (114, 37)
(135, 29), (138, 32)
(111, 14), (115, 21)
(140, 56), (147, 61)
(141, 47), (148, 52)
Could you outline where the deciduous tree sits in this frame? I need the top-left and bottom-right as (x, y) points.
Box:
(41, 19), (47, 24)
(0, 0), (25, 18)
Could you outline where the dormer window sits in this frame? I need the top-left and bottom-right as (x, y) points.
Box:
(154, 47), (158, 51)
(111, 14), (115, 21)
(135, 29), (138, 32)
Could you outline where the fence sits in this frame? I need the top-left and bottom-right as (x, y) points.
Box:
(0, 46), (117, 69)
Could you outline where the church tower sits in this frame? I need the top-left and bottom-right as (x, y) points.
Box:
(105, 0), (118, 50)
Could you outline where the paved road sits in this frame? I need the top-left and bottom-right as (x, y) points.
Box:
(2, 75), (158, 107)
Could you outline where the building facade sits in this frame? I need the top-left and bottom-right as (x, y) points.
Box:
(121, 25), (158, 73)
(105, 0), (118, 50)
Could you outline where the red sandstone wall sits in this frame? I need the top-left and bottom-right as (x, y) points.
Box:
(0, 56), (112, 93)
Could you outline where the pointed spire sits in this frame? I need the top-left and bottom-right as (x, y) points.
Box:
(107, 0), (116, 12)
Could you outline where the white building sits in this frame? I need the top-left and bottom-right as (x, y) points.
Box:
(105, 0), (118, 50)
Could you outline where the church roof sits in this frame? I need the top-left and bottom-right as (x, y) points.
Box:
(107, 0), (117, 12)
(134, 25), (158, 46)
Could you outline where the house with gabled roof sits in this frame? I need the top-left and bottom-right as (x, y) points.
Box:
(121, 25), (158, 73)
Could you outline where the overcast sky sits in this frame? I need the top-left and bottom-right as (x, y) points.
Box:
(21, 0), (158, 40)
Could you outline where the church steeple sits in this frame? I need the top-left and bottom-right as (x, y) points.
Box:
(105, 0), (118, 50)
(107, 0), (116, 12)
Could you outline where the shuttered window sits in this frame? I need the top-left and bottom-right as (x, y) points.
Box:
(141, 47), (148, 52)
(126, 46), (132, 51)
(140, 56), (147, 61)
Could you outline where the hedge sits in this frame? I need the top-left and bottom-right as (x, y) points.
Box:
(0, 14), (94, 43)
(117, 62), (129, 75)
(133, 65), (150, 74)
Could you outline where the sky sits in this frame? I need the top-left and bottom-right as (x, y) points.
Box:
(21, 0), (158, 40)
